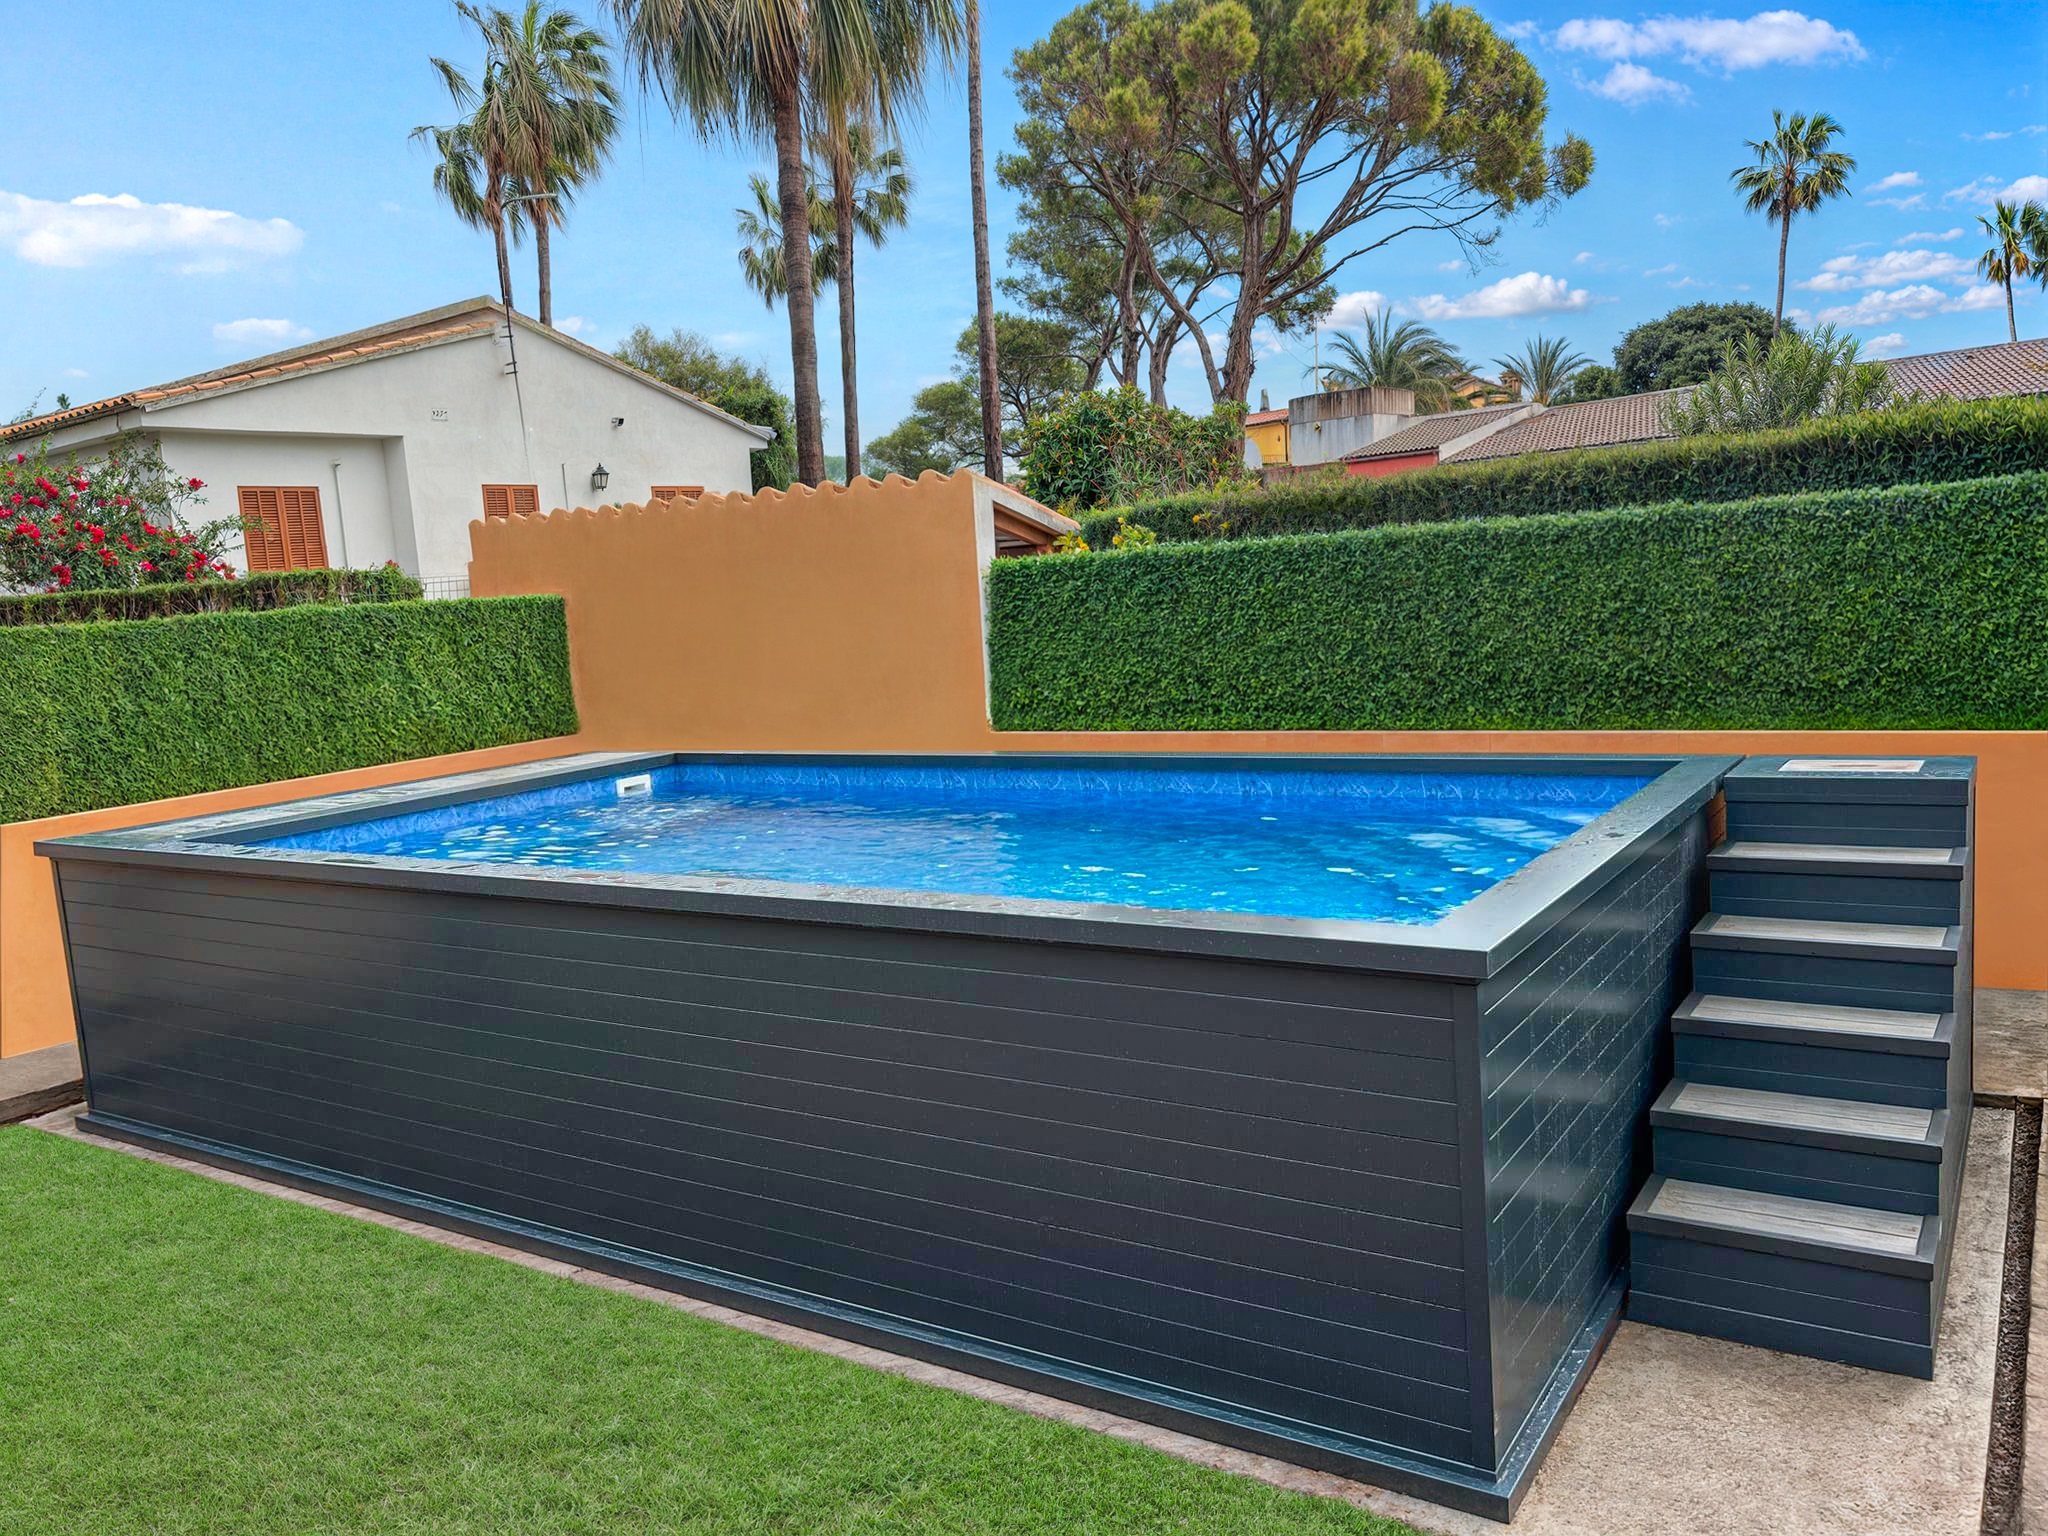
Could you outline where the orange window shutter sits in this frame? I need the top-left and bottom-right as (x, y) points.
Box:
(281, 488), (328, 568)
(512, 485), (539, 517)
(239, 487), (287, 571)
(482, 485), (511, 520)
(651, 485), (704, 502)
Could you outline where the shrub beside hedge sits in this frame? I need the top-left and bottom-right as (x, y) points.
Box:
(0, 596), (578, 822)
(1075, 396), (2048, 546)
(0, 565), (423, 627)
(992, 472), (2048, 732)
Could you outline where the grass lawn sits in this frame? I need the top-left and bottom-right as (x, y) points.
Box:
(0, 1127), (1426, 1536)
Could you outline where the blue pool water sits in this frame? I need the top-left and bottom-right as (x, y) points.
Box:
(260, 761), (1654, 924)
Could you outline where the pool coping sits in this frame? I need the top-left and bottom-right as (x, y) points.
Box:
(36, 750), (1738, 981)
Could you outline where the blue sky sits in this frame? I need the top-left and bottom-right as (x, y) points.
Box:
(4, 1), (2044, 435)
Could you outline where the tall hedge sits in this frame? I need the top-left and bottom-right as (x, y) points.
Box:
(1, 597), (579, 822)
(993, 472), (2048, 732)
(1076, 396), (2048, 547)
(0, 565), (422, 627)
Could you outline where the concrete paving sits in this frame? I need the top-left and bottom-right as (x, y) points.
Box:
(0, 1041), (81, 1123)
(27, 1102), (2013, 1536)
(2022, 1128), (2048, 1536)
(1977, 989), (2048, 1103)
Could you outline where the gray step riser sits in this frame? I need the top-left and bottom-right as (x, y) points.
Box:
(1673, 1033), (1952, 1111)
(1650, 1127), (1940, 1216)
(1706, 869), (1962, 928)
(1632, 1230), (1930, 1318)
(1725, 799), (1966, 850)
(1692, 947), (1957, 1016)
(1626, 1288), (1934, 1377)
(1632, 1258), (1931, 1346)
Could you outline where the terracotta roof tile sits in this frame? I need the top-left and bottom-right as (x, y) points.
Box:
(1443, 390), (1688, 462)
(1341, 403), (1532, 460)
(1885, 338), (2048, 401)
(1245, 407), (1289, 425)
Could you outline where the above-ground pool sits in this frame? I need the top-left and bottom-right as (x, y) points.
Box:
(43, 751), (1735, 1519)
(260, 760), (1656, 925)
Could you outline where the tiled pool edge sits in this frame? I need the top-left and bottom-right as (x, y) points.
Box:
(40, 750), (1740, 1521)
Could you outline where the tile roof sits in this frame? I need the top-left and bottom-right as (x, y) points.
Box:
(1884, 338), (2048, 401)
(1341, 403), (1532, 461)
(1245, 407), (1289, 425)
(1444, 389), (1688, 462)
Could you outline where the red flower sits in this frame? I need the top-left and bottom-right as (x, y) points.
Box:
(186, 477), (204, 490)
(140, 561), (156, 572)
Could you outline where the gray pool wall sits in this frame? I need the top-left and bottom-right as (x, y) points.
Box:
(41, 750), (1735, 1520)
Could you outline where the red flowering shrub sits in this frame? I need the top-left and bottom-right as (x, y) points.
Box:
(1, 433), (238, 593)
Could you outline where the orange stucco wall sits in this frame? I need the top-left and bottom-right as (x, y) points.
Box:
(472, 473), (2048, 990)
(0, 737), (582, 1057)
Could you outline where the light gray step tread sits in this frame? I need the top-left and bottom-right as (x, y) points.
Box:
(1715, 840), (1960, 866)
(1666, 1081), (1935, 1142)
(1647, 1178), (1925, 1258)
(1696, 913), (1951, 949)
(1684, 992), (1943, 1041)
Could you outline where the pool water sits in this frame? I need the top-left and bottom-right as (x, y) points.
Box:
(260, 761), (1653, 925)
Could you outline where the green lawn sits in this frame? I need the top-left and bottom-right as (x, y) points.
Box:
(0, 1127), (1423, 1536)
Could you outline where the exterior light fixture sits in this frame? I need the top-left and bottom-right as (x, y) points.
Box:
(590, 463), (610, 492)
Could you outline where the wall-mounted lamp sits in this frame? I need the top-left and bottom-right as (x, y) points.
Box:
(590, 463), (610, 492)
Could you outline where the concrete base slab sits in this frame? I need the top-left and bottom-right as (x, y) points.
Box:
(1977, 990), (2048, 1102)
(0, 1041), (81, 1123)
(28, 1104), (2013, 1536)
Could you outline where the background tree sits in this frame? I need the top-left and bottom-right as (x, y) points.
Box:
(1975, 198), (2048, 345)
(460, 2), (619, 329)
(1610, 302), (1789, 393)
(613, 324), (799, 490)
(1315, 310), (1468, 411)
(1662, 324), (1902, 435)
(1494, 335), (1591, 404)
(1010, 0), (1590, 404)
(1554, 362), (1621, 402)
(734, 171), (836, 306)
(813, 122), (915, 477)
(865, 379), (985, 475)
(954, 313), (1085, 459)
(1730, 110), (1855, 337)
(966, 0), (1003, 476)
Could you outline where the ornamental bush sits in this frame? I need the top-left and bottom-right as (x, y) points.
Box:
(1073, 395), (2048, 546)
(0, 433), (239, 592)
(0, 564), (421, 626)
(0, 596), (579, 822)
(990, 471), (2048, 732)
(1019, 387), (1249, 511)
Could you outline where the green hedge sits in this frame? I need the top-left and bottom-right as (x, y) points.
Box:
(1076, 396), (2048, 546)
(1, 596), (579, 822)
(993, 472), (2048, 732)
(0, 566), (423, 627)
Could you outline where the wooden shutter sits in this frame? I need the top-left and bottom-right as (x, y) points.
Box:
(238, 486), (327, 571)
(650, 484), (704, 503)
(482, 484), (541, 519)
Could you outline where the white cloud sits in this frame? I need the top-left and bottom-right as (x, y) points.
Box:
(1574, 250), (1595, 263)
(1654, 212), (1682, 227)
(1501, 19), (1541, 39)
(1946, 173), (2048, 205)
(1668, 275), (1709, 288)
(1860, 333), (1908, 358)
(1896, 228), (1964, 244)
(1644, 261), (1680, 275)
(1873, 194), (1927, 211)
(1585, 61), (1692, 103)
(1797, 248), (1976, 291)
(1322, 289), (1390, 328)
(1410, 272), (1593, 320)
(212, 318), (315, 348)
(1553, 10), (1865, 70)
(1965, 126), (2046, 141)
(1804, 283), (2004, 326)
(0, 190), (302, 270)
(1436, 259), (1466, 272)
(62, 367), (89, 378)
(1866, 171), (1920, 192)
(555, 315), (593, 336)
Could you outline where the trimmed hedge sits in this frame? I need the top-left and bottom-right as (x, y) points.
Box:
(0, 566), (423, 627)
(1, 596), (578, 822)
(992, 472), (2048, 732)
(1075, 396), (2048, 546)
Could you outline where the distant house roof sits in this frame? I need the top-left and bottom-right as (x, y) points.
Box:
(1342, 403), (1533, 461)
(1444, 390), (1687, 463)
(2, 298), (770, 443)
(1245, 407), (1290, 425)
(1885, 337), (2048, 401)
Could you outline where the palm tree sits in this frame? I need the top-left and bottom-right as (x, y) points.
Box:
(966, 0), (1002, 478)
(1494, 336), (1593, 404)
(613, 0), (955, 487)
(1731, 110), (1857, 337)
(1975, 199), (2048, 345)
(1316, 309), (1469, 412)
(415, 96), (523, 313)
(815, 123), (913, 477)
(734, 170), (836, 306)
(454, 3), (620, 329)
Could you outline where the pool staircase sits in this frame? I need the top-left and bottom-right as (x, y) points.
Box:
(1625, 755), (1974, 1377)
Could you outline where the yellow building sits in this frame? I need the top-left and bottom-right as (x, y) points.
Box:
(1244, 406), (1290, 467)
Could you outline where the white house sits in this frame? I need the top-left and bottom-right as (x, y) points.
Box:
(2, 299), (774, 593)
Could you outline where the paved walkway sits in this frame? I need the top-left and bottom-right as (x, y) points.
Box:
(0, 1041), (80, 1124)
